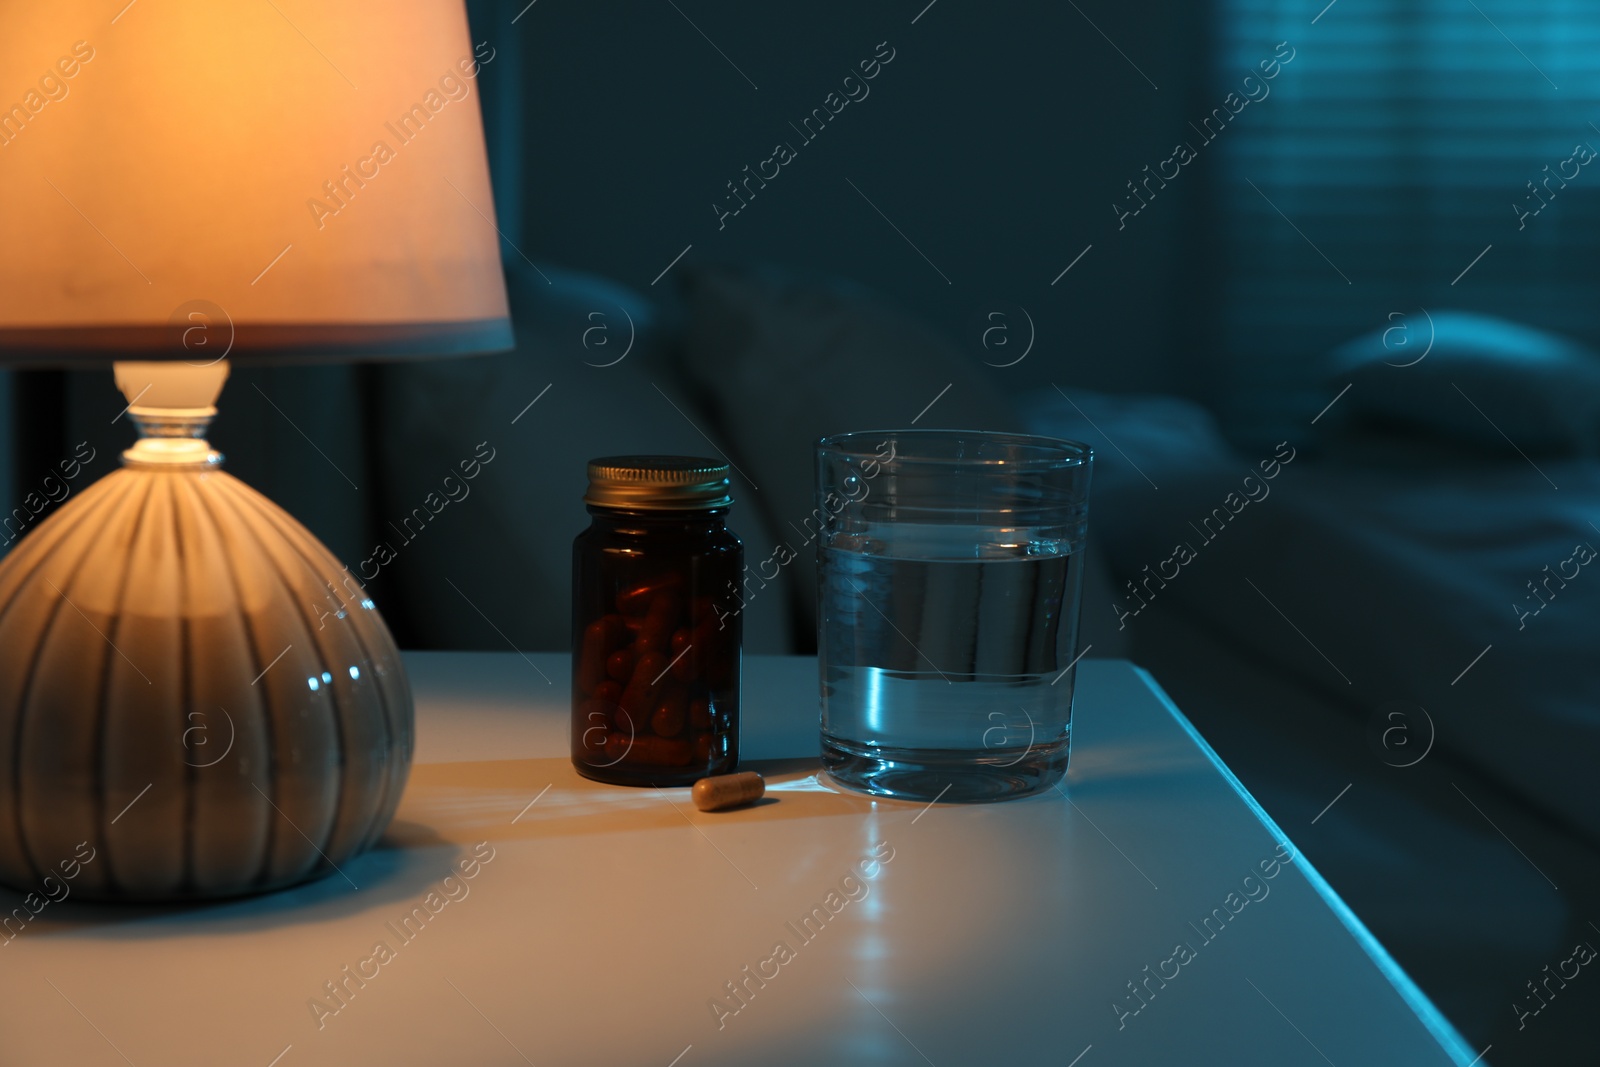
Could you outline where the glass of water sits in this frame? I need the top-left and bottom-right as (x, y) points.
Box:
(816, 430), (1092, 802)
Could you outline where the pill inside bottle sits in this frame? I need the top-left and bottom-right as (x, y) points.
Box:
(691, 771), (765, 812)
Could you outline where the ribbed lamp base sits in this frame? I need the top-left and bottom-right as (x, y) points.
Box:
(0, 464), (412, 901)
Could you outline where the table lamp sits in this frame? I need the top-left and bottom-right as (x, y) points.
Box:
(0, 2), (511, 901)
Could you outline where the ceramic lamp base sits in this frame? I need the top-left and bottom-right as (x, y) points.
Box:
(0, 447), (412, 901)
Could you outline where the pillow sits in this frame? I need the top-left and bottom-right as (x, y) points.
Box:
(1323, 311), (1600, 456)
(372, 262), (796, 654)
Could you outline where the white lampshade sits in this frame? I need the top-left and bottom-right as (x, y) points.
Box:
(0, 0), (512, 363)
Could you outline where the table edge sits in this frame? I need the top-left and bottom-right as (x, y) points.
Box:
(1130, 665), (1479, 1065)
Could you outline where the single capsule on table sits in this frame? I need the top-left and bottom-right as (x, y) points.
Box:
(691, 771), (765, 812)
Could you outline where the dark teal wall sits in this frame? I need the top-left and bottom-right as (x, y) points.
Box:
(467, 0), (1213, 398)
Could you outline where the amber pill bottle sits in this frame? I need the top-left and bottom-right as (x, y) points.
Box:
(571, 456), (742, 786)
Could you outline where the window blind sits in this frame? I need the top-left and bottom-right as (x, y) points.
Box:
(1213, 0), (1600, 444)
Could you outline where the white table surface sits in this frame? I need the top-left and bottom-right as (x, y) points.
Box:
(0, 652), (1478, 1067)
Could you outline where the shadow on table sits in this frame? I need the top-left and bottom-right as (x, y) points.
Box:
(0, 823), (466, 941)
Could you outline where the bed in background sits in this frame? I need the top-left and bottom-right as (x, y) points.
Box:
(1022, 341), (1600, 1061)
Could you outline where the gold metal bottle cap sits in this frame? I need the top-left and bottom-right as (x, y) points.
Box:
(584, 455), (733, 510)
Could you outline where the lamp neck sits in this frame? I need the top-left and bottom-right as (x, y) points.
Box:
(114, 360), (229, 471)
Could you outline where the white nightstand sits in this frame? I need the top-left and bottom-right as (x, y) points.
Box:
(0, 652), (1479, 1066)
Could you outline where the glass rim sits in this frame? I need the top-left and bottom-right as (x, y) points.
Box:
(816, 428), (1092, 468)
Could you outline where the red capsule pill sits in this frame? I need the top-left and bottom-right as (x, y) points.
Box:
(668, 628), (697, 681)
(652, 693), (687, 738)
(606, 648), (635, 684)
(617, 573), (683, 616)
(619, 650), (669, 722)
(612, 705), (646, 734)
(634, 613), (675, 653)
(578, 616), (627, 695)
